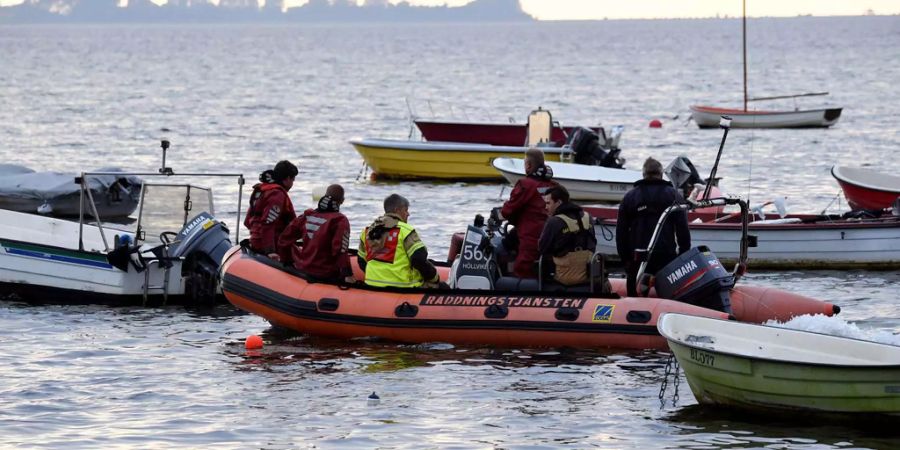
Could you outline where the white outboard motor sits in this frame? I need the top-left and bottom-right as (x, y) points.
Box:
(653, 246), (733, 313)
(169, 212), (232, 305)
(449, 224), (500, 290)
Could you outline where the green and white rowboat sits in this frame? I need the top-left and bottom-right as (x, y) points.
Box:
(658, 313), (900, 417)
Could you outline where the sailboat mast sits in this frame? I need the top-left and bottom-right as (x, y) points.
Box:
(742, 0), (748, 111)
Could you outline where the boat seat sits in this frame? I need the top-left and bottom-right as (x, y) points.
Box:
(525, 108), (553, 147)
(537, 252), (611, 294)
(495, 276), (541, 292)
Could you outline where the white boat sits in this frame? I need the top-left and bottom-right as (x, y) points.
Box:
(491, 157), (641, 202)
(690, 105), (842, 129)
(589, 206), (900, 269)
(658, 313), (900, 417)
(0, 164), (142, 218)
(0, 141), (245, 306)
(690, 0), (842, 129)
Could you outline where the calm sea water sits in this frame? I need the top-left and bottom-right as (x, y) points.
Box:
(1, 16), (899, 448)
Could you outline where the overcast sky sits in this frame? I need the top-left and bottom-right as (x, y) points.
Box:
(2, 0), (898, 20)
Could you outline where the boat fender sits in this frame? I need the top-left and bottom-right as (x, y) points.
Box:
(555, 307), (580, 322)
(626, 310), (652, 324)
(484, 304), (509, 319)
(395, 302), (418, 318)
(318, 298), (340, 312)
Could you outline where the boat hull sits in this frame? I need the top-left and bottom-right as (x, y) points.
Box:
(589, 207), (900, 269)
(221, 247), (837, 349)
(659, 314), (900, 416)
(492, 157), (639, 202)
(350, 138), (566, 180)
(0, 208), (224, 306)
(690, 105), (842, 129)
(0, 236), (187, 303)
(831, 165), (900, 210)
(414, 120), (603, 147)
(670, 339), (900, 416)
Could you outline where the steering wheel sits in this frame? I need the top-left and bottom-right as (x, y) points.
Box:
(160, 231), (179, 245)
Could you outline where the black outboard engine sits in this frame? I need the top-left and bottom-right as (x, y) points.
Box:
(653, 246), (733, 313)
(566, 127), (605, 166)
(169, 212), (232, 306)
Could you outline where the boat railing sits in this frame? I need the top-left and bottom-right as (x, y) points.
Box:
(635, 197), (751, 295)
(76, 140), (245, 252)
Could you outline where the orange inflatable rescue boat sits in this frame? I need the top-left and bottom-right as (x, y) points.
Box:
(222, 201), (838, 351)
(224, 122), (839, 350)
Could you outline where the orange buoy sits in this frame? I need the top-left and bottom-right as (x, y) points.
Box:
(245, 334), (264, 350)
(649, 119), (663, 128)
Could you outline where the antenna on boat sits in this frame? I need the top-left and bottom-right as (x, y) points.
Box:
(742, 0), (748, 111)
(701, 116), (732, 201)
(159, 139), (173, 175)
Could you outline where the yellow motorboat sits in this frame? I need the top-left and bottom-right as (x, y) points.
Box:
(350, 138), (569, 181)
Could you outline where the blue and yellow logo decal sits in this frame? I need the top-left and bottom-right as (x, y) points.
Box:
(592, 304), (615, 322)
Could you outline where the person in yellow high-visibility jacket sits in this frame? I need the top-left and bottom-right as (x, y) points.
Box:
(357, 194), (440, 288)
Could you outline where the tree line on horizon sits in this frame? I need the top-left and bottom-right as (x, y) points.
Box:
(0, 0), (535, 23)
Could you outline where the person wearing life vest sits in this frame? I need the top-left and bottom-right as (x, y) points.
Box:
(493, 148), (557, 278)
(616, 157), (691, 297)
(244, 160), (298, 256)
(538, 185), (600, 287)
(276, 184), (354, 284)
(357, 194), (439, 289)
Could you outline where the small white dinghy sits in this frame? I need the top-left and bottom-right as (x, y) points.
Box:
(491, 157), (641, 202)
(658, 313), (900, 417)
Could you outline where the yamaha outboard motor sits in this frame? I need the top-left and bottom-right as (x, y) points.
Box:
(169, 212), (232, 306)
(653, 246), (733, 313)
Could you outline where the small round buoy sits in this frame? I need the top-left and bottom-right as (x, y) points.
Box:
(367, 391), (380, 406)
(245, 335), (264, 350)
(649, 119), (663, 128)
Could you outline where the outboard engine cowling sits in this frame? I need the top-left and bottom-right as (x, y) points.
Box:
(653, 246), (733, 313)
(449, 225), (499, 290)
(169, 212), (232, 306)
(665, 155), (703, 197)
(566, 127), (606, 166)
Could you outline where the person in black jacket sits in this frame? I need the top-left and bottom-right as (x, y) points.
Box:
(616, 157), (691, 296)
(538, 185), (597, 286)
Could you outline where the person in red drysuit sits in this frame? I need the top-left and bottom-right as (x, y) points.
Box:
(244, 160), (298, 256)
(494, 148), (558, 278)
(276, 184), (354, 284)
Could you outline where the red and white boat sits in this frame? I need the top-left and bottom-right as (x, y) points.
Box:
(690, 1), (842, 129)
(832, 165), (900, 211)
(587, 205), (900, 270)
(415, 119), (606, 147)
(690, 105), (842, 129)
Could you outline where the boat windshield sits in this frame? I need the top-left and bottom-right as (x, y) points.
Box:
(135, 182), (214, 246)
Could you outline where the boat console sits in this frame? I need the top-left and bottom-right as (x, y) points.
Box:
(448, 212), (608, 294)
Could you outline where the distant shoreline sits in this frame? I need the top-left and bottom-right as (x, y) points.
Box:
(0, 13), (896, 25)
